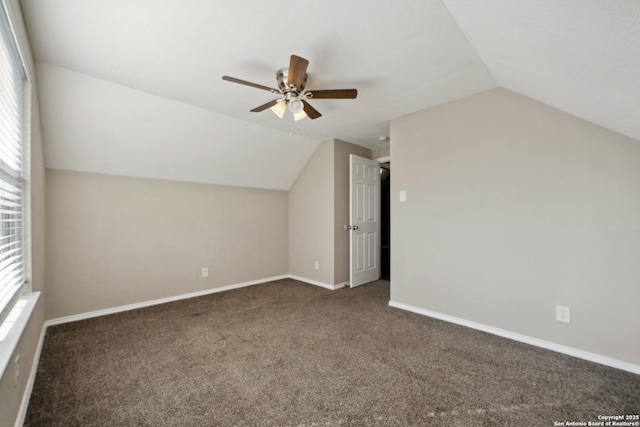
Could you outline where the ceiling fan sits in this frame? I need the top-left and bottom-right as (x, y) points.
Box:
(222, 54), (357, 121)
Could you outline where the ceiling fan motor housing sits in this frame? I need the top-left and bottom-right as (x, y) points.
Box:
(276, 68), (306, 94)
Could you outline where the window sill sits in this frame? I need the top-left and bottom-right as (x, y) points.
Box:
(0, 292), (40, 379)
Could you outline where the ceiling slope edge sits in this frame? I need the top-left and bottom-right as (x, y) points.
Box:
(36, 62), (321, 191)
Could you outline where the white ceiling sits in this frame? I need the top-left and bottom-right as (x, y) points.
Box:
(19, 0), (640, 189)
(444, 0), (640, 144)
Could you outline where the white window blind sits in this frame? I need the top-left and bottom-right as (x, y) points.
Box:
(0, 6), (26, 325)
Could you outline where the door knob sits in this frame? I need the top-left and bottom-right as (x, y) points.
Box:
(350, 225), (359, 230)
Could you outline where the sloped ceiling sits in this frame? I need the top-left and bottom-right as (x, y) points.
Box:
(443, 0), (640, 144)
(20, 0), (640, 190)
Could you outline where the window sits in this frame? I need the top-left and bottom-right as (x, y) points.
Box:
(0, 4), (27, 325)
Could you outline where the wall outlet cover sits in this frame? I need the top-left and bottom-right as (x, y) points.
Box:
(556, 305), (571, 323)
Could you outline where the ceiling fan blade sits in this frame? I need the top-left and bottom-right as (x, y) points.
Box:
(305, 89), (358, 99)
(302, 100), (322, 119)
(250, 99), (281, 112)
(288, 55), (309, 90)
(222, 76), (280, 94)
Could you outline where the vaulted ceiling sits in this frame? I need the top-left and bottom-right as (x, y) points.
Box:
(20, 0), (640, 190)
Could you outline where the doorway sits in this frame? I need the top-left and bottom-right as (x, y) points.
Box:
(380, 162), (390, 280)
(348, 155), (390, 287)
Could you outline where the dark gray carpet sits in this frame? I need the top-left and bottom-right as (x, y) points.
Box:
(25, 279), (639, 426)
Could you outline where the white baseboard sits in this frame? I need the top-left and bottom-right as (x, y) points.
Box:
(334, 281), (349, 289)
(287, 275), (347, 290)
(46, 275), (288, 326)
(14, 323), (47, 427)
(388, 300), (640, 375)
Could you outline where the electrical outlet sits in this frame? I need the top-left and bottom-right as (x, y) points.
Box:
(556, 305), (571, 323)
(201, 267), (208, 278)
(314, 261), (320, 270)
(13, 354), (20, 387)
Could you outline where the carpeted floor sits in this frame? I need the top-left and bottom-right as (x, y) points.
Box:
(25, 279), (640, 426)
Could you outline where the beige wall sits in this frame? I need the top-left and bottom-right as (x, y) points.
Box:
(0, 1), (47, 426)
(370, 144), (390, 160)
(288, 140), (335, 284)
(46, 169), (288, 319)
(333, 140), (372, 284)
(390, 88), (640, 365)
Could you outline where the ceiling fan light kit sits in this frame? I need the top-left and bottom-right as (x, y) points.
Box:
(270, 101), (287, 119)
(288, 98), (304, 114)
(293, 110), (307, 121)
(223, 54), (357, 121)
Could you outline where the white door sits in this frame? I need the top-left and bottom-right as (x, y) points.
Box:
(349, 155), (380, 288)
